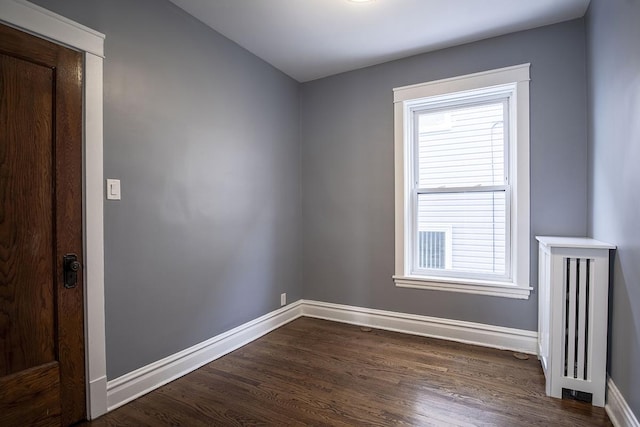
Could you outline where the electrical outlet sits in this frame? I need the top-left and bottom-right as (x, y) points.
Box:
(280, 293), (286, 306)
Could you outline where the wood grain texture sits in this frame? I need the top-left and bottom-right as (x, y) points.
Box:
(84, 318), (612, 426)
(0, 362), (61, 427)
(0, 51), (55, 377)
(0, 23), (85, 425)
(50, 29), (85, 427)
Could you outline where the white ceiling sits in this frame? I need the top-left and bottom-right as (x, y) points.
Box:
(168, 0), (591, 82)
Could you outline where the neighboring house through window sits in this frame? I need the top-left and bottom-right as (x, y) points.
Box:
(393, 64), (532, 299)
(418, 228), (452, 270)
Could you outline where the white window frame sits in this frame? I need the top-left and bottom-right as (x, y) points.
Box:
(410, 93), (511, 281)
(393, 64), (532, 299)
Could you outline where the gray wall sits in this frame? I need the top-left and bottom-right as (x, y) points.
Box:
(31, 0), (301, 379)
(586, 0), (640, 415)
(28, 0), (608, 390)
(300, 19), (589, 331)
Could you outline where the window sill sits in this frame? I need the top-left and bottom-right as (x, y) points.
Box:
(393, 275), (532, 299)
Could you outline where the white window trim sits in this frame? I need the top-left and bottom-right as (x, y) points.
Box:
(393, 64), (532, 300)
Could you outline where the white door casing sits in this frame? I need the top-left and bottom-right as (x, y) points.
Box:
(0, 0), (107, 419)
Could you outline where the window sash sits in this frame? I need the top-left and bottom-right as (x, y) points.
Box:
(410, 187), (512, 281)
(411, 97), (510, 190)
(408, 96), (512, 282)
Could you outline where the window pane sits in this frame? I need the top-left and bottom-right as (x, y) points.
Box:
(416, 191), (506, 275)
(417, 102), (505, 188)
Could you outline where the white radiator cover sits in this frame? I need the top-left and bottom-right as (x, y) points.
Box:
(536, 236), (615, 407)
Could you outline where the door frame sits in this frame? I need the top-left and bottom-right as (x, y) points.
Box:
(0, 0), (107, 420)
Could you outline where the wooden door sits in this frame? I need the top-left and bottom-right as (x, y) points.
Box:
(0, 23), (85, 426)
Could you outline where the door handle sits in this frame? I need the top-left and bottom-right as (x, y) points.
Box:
(63, 254), (81, 289)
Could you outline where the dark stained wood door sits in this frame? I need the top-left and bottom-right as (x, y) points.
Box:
(0, 23), (85, 426)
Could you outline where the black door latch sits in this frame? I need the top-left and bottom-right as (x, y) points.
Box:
(63, 254), (81, 289)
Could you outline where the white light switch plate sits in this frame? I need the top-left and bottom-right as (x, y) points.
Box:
(106, 179), (121, 200)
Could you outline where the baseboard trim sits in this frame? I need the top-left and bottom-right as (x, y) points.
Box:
(606, 377), (639, 427)
(106, 301), (303, 411)
(105, 299), (539, 413)
(105, 300), (640, 426)
(88, 376), (107, 420)
(300, 299), (538, 354)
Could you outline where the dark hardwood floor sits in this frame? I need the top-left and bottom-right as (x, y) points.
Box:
(82, 317), (612, 426)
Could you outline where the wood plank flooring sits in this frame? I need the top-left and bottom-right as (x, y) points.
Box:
(81, 317), (612, 426)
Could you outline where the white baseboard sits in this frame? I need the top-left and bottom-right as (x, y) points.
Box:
(106, 301), (303, 411)
(105, 299), (538, 413)
(606, 377), (640, 427)
(87, 375), (107, 420)
(300, 299), (538, 354)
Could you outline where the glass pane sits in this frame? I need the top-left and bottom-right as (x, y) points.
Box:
(416, 191), (506, 275)
(417, 102), (505, 188)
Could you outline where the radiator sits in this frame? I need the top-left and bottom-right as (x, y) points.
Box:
(536, 236), (615, 407)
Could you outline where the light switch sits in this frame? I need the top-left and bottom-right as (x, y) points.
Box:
(106, 179), (121, 200)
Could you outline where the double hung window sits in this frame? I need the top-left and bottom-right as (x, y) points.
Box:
(393, 65), (532, 299)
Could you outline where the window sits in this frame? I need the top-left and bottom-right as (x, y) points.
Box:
(393, 65), (532, 299)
